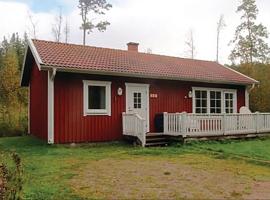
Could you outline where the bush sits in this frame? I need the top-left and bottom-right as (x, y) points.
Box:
(0, 153), (23, 200)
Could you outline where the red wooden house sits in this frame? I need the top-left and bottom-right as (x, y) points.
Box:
(21, 39), (259, 144)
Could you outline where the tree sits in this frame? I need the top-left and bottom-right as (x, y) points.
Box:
(229, 0), (270, 64)
(0, 49), (20, 126)
(0, 34), (28, 135)
(63, 17), (70, 43)
(52, 8), (63, 42)
(78, 0), (112, 45)
(184, 29), (196, 59)
(216, 15), (226, 63)
(27, 12), (38, 39)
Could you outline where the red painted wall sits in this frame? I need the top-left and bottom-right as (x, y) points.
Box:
(53, 72), (246, 143)
(30, 64), (48, 141)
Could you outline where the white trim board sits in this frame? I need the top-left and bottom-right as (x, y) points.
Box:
(48, 71), (54, 144)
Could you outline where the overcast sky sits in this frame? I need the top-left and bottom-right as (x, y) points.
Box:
(1, 0), (270, 64)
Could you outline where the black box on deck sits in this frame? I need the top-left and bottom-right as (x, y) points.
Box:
(154, 113), (164, 132)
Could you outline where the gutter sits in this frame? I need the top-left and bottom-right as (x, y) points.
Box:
(40, 65), (257, 86)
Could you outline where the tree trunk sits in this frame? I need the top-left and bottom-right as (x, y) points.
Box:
(83, 28), (86, 46)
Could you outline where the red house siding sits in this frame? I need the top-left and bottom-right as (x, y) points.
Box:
(30, 64), (48, 141)
(53, 72), (246, 144)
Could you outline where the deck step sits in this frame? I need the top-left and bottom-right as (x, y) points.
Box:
(146, 137), (167, 142)
(145, 133), (170, 147)
(147, 132), (164, 137)
(145, 141), (169, 147)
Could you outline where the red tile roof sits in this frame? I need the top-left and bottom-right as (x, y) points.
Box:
(31, 39), (257, 85)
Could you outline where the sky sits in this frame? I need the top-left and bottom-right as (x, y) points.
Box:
(1, 0), (270, 64)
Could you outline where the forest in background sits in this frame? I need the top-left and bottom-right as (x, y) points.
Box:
(0, 34), (28, 136)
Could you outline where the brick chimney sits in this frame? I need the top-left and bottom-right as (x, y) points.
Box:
(127, 42), (139, 52)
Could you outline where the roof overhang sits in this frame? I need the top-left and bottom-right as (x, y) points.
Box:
(21, 39), (259, 87)
(20, 39), (44, 86)
(41, 65), (259, 86)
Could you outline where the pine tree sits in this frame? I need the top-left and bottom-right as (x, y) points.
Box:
(229, 0), (270, 64)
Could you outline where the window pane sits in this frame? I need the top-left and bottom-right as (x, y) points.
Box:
(202, 108), (207, 113)
(88, 86), (106, 109)
(133, 92), (142, 109)
(216, 92), (221, 99)
(196, 108), (201, 113)
(202, 91), (207, 98)
(196, 99), (201, 107)
(210, 100), (215, 107)
(217, 100), (221, 107)
(202, 99), (207, 107)
(210, 91), (215, 99)
(195, 91), (201, 98)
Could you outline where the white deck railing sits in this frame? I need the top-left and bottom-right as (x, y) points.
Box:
(164, 112), (270, 137)
(122, 112), (147, 147)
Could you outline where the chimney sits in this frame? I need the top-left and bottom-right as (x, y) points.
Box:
(127, 42), (139, 52)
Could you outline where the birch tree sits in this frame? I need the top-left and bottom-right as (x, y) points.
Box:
(52, 8), (63, 42)
(184, 29), (196, 59)
(216, 15), (226, 63)
(63, 17), (70, 43)
(27, 12), (38, 39)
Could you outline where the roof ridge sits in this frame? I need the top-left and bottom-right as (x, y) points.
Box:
(31, 39), (218, 64)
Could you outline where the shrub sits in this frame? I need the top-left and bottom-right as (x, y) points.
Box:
(0, 153), (23, 200)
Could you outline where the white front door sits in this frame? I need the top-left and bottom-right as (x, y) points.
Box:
(126, 83), (149, 132)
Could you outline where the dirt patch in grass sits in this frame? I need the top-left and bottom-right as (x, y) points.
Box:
(69, 154), (270, 199)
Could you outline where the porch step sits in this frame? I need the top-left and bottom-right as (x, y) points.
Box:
(145, 133), (170, 147)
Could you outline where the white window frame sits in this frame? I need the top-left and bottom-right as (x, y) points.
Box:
(192, 87), (237, 114)
(83, 80), (111, 116)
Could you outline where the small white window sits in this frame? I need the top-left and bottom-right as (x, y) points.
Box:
(210, 91), (222, 113)
(195, 90), (207, 113)
(83, 80), (111, 116)
(224, 92), (234, 114)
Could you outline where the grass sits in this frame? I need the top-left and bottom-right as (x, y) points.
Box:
(0, 136), (270, 199)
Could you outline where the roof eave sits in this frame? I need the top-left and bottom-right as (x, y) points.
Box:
(41, 65), (257, 86)
(20, 39), (44, 87)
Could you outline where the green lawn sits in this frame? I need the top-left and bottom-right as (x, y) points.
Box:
(0, 136), (270, 199)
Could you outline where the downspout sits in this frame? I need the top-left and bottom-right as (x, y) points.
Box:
(248, 83), (256, 93)
(48, 67), (57, 144)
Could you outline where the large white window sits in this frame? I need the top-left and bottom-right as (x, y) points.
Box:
(192, 87), (237, 114)
(83, 80), (111, 116)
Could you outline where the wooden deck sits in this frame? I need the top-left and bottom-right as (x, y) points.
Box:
(123, 113), (270, 147)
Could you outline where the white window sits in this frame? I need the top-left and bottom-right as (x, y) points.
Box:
(224, 92), (234, 114)
(192, 87), (237, 114)
(195, 90), (207, 113)
(210, 91), (222, 113)
(83, 80), (111, 116)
